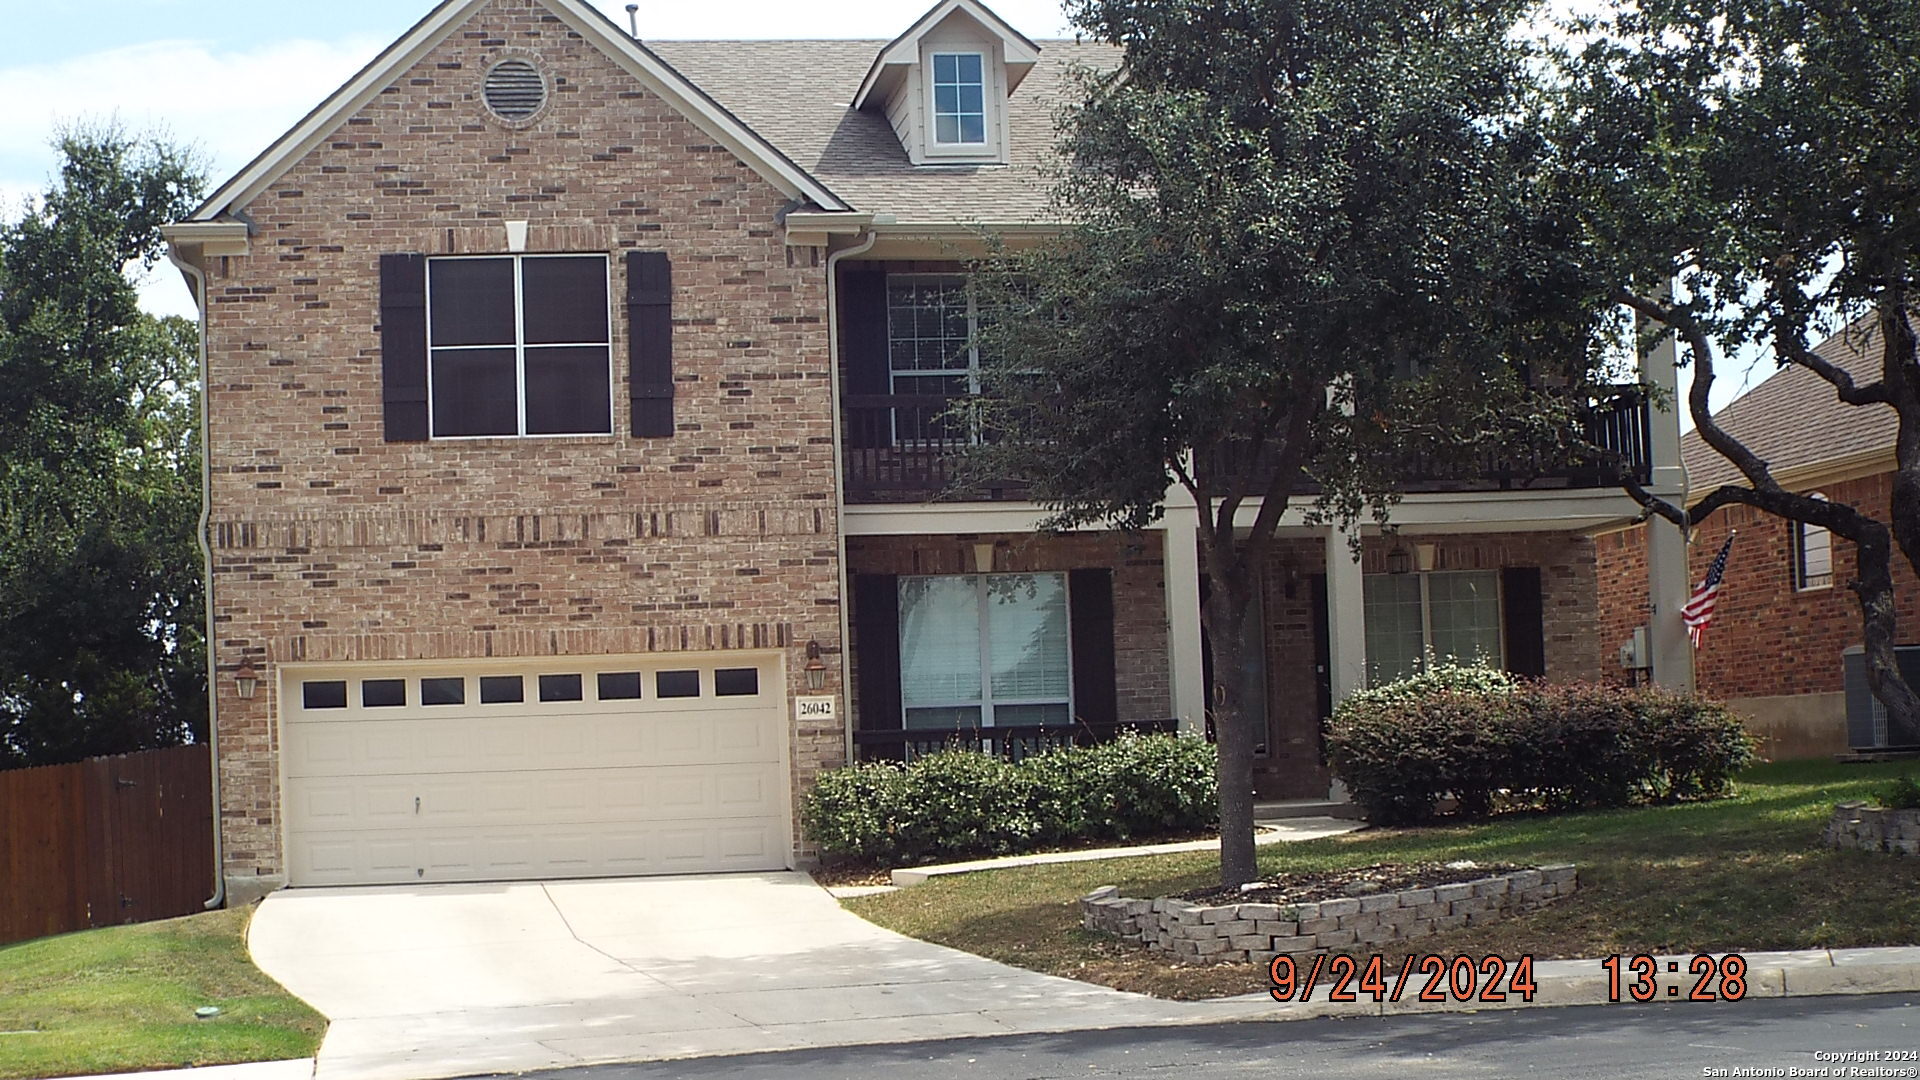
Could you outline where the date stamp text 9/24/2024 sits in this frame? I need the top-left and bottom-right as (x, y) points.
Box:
(1267, 953), (1750, 1004)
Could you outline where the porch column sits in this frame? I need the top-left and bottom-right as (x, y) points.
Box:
(1323, 524), (1368, 704)
(1643, 318), (1697, 690)
(1162, 518), (1207, 735)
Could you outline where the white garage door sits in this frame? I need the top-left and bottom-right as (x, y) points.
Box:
(281, 655), (789, 886)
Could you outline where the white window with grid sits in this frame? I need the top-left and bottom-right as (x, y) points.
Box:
(886, 275), (980, 444)
(1362, 570), (1504, 686)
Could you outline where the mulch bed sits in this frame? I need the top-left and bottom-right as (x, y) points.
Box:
(1178, 861), (1520, 906)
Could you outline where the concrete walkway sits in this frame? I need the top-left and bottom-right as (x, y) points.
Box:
(247, 873), (1278, 1080)
(888, 816), (1364, 886)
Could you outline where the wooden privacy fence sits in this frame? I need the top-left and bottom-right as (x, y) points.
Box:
(0, 744), (214, 946)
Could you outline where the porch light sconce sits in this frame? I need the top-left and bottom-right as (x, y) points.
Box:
(804, 640), (827, 691)
(1415, 543), (1438, 573)
(234, 662), (260, 700)
(972, 542), (996, 574)
(1385, 544), (1413, 575)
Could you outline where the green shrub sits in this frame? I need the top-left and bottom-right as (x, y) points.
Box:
(1325, 662), (1756, 824)
(802, 732), (1217, 863)
(1875, 774), (1920, 810)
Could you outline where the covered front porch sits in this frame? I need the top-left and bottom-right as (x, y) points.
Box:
(839, 497), (1654, 800)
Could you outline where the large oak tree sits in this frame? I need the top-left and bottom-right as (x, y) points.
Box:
(971, 0), (1612, 885)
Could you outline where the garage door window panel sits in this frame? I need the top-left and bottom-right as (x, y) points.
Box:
(714, 668), (759, 697)
(657, 670), (701, 698)
(539, 674), (583, 702)
(362, 679), (407, 708)
(422, 677), (466, 705)
(302, 681), (348, 710)
(426, 254), (611, 438)
(480, 675), (525, 703)
(597, 672), (643, 700)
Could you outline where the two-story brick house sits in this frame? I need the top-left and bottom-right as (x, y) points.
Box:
(1596, 321), (1917, 759)
(163, 0), (1688, 901)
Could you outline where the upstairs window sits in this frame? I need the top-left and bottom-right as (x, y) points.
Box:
(1795, 494), (1834, 590)
(426, 254), (612, 438)
(931, 52), (987, 145)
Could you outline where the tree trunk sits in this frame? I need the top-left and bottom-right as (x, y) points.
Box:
(1203, 578), (1260, 887)
(1854, 528), (1920, 746)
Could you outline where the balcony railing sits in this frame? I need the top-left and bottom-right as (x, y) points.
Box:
(853, 717), (1181, 762)
(842, 389), (1652, 504)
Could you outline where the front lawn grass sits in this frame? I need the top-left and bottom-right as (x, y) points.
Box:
(845, 759), (1920, 1000)
(0, 906), (325, 1079)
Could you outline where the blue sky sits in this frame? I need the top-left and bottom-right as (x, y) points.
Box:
(0, 0), (1766, 415)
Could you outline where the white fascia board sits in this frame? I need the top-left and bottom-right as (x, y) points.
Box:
(193, 0), (846, 221)
(853, 0), (1042, 111)
(844, 501), (1089, 536)
(1226, 489), (1652, 534)
(161, 220), (251, 256)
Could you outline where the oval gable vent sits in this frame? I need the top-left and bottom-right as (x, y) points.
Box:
(484, 59), (546, 121)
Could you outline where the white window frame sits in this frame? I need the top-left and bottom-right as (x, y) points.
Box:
(885, 274), (982, 446)
(1363, 569), (1506, 686)
(897, 572), (1074, 730)
(1794, 493), (1834, 591)
(424, 253), (615, 440)
(928, 50), (989, 147)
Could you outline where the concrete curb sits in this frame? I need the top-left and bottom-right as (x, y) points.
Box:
(888, 817), (1365, 887)
(57, 1059), (315, 1080)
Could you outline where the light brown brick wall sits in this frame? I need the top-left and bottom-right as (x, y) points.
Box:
(1593, 470), (1920, 699)
(843, 531), (1171, 730)
(203, 0), (843, 884)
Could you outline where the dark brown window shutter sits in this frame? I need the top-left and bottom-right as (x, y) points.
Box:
(626, 250), (673, 437)
(853, 574), (902, 738)
(838, 265), (889, 450)
(1069, 568), (1118, 725)
(379, 253), (429, 442)
(1501, 566), (1546, 678)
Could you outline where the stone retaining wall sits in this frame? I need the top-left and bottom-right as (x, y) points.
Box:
(1826, 802), (1920, 853)
(1081, 865), (1578, 965)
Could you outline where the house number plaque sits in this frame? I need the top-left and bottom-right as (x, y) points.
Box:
(794, 696), (837, 722)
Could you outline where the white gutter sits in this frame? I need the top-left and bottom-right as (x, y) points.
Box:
(166, 242), (225, 911)
(824, 227), (878, 769)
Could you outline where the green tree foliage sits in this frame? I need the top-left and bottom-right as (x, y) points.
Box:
(0, 127), (207, 767)
(970, 0), (1614, 885)
(1559, 0), (1920, 741)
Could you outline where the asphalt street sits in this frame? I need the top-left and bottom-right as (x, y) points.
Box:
(501, 994), (1920, 1080)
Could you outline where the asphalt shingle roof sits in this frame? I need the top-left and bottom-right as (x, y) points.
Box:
(647, 39), (1120, 222)
(1681, 320), (1900, 491)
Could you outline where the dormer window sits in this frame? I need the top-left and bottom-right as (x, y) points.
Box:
(932, 52), (988, 145)
(854, 0), (1041, 167)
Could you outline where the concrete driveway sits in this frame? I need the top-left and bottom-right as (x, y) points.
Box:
(248, 872), (1273, 1080)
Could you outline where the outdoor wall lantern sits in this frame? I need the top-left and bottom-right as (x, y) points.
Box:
(804, 640), (827, 691)
(1385, 544), (1414, 575)
(234, 662), (260, 700)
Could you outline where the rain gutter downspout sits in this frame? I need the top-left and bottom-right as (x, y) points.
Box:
(167, 242), (224, 911)
(824, 227), (878, 768)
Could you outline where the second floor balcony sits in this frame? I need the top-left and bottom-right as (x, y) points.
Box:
(840, 389), (1653, 505)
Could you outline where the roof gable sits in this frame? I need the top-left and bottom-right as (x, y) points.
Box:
(852, 0), (1042, 113)
(190, 0), (848, 221)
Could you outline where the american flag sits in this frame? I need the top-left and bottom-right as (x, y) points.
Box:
(1682, 532), (1736, 649)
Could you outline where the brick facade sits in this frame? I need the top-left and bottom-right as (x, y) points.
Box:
(202, 0), (844, 887)
(1594, 470), (1920, 700)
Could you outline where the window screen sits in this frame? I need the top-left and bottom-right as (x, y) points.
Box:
(426, 255), (611, 438)
(1362, 570), (1503, 687)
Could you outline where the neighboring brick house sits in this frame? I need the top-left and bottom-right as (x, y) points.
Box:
(163, 0), (1684, 900)
(1595, 321), (1917, 759)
